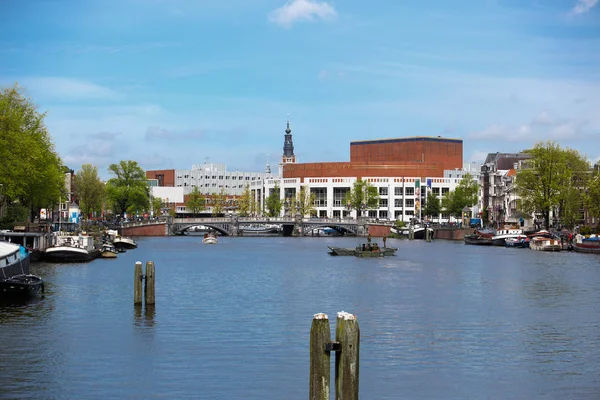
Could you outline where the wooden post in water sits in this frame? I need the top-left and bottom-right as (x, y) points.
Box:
(426, 228), (431, 242)
(409, 226), (414, 240)
(309, 313), (331, 400)
(335, 312), (359, 400)
(145, 261), (156, 305)
(134, 261), (143, 304)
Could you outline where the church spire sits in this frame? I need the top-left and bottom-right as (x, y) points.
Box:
(282, 118), (295, 160)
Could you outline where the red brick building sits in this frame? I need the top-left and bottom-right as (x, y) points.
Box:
(283, 136), (463, 180)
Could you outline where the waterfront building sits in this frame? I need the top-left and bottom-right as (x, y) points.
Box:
(147, 120), (480, 223)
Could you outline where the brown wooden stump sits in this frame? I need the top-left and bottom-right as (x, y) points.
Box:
(134, 261), (143, 305)
(145, 261), (155, 305)
(335, 312), (359, 400)
(310, 313), (331, 400)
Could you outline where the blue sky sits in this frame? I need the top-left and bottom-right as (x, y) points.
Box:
(1, 0), (599, 179)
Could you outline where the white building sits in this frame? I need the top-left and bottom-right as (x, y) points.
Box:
(251, 173), (478, 224)
(174, 162), (274, 197)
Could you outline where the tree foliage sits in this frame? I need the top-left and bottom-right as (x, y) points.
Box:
(442, 174), (478, 219)
(585, 169), (600, 220)
(423, 193), (441, 222)
(74, 164), (105, 221)
(211, 188), (227, 216)
(105, 160), (149, 216)
(185, 187), (205, 216)
(265, 183), (282, 217)
(295, 185), (316, 217)
(344, 179), (379, 218)
(237, 185), (252, 216)
(515, 141), (589, 229)
(151, 196), (163, 216)
(0, 83), (64, 221)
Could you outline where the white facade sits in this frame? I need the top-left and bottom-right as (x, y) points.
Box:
(252, 174), (477, 223)
(174, 162), (273, 197)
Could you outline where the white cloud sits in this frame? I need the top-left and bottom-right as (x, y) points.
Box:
(19, 77), (119, 100)
(469, 112), (590, 143)
(269, 0), (337, 28)
(571, 0), (598, 14)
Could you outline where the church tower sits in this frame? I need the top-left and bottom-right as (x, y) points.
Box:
(278, 119), (296, 176)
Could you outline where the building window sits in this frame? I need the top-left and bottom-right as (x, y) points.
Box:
(394, 199), (402, 207)
(442, 188), (450, 196)
(334, 187), (350, 207)
(405, 187), (414, 196)
(405, 199), (414, 207)
(432, 187), (440, 196)
(394, 187), (403, 196)
(311, 187), (327, 207)
(379, 210), (388, 219)
(405, 210), (414, 216)
(379, 187), (388, 196)
(379, 199), (388, 208)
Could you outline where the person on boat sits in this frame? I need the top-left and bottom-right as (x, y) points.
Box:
(383, 236), (387, 248)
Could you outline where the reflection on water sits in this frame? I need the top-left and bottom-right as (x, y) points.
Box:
(1, 236), (599, 399)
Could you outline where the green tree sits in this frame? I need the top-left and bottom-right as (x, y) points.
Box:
(344, 179), (379, 218)
(265, 183), (282, 217)
(0, 84), (64, 222)
(442, 174), (479, 221)
(211, 188), (227, 216)
(151, 196), (163, 217)
(515, 141), (589, 230)
(423, 193), (442, 224)
(295, 185), (316, 217)
(585, 169), (600, 221)
(74, 164), (105, 224)
(237, 185), (252, 216)
(555, 148), (589, 228)
(185, 187), (206, 216)
(441, 190), (464, 220)
(105, 160), (149, 217)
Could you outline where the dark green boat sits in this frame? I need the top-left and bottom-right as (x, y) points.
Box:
(328, 242), (398, 257)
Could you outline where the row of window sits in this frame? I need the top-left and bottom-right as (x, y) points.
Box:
(312, 199), (418, 208)
(178, 175), (257, 180)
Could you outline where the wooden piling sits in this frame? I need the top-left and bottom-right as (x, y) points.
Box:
(134, 261), (143, 305)
(310, 313), (331, 400)
(335, 312), (359, 400)
(145, 261), (155, 305)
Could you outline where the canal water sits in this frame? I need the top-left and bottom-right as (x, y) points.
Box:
(1, 236), (599, 399)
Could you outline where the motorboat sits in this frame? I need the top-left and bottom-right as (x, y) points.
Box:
(572, 235), (600, 254)
(100, 242), (119, 258)
(529, 235), (561, 252)
(391, 224), (434, 239)
(0, 241), (30, 279)
(112, 235), (137, 250)
(202, 232), (218, 244)
(505, 235), (529, 248)
(491, 227), (524, 246)
(0, 242), (43, 298)
(43, 233), (97, 262)
(464, 234), (493, 245)
(0, 274), (44, 298)
(328, 241), (397, 257)
(105, 229), (137, 250)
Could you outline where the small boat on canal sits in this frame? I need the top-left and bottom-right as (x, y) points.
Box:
(463, 234), (493, 245)
(0, 274), (44, 298)
(328, 241), (397, 257)
(100, 242), (119, 258)
(0, 241), (44, 298)
(43, 232), (98, 262)
(202, 232), (218, 244)
(572, 235), (600, 254)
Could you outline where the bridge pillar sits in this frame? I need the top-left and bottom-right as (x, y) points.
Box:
(356, 217), (368, 237)
(229, 214), (240, 236)
(293, 212), (303, 237)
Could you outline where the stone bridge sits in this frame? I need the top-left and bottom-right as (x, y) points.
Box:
(169, 216), (365, 236)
